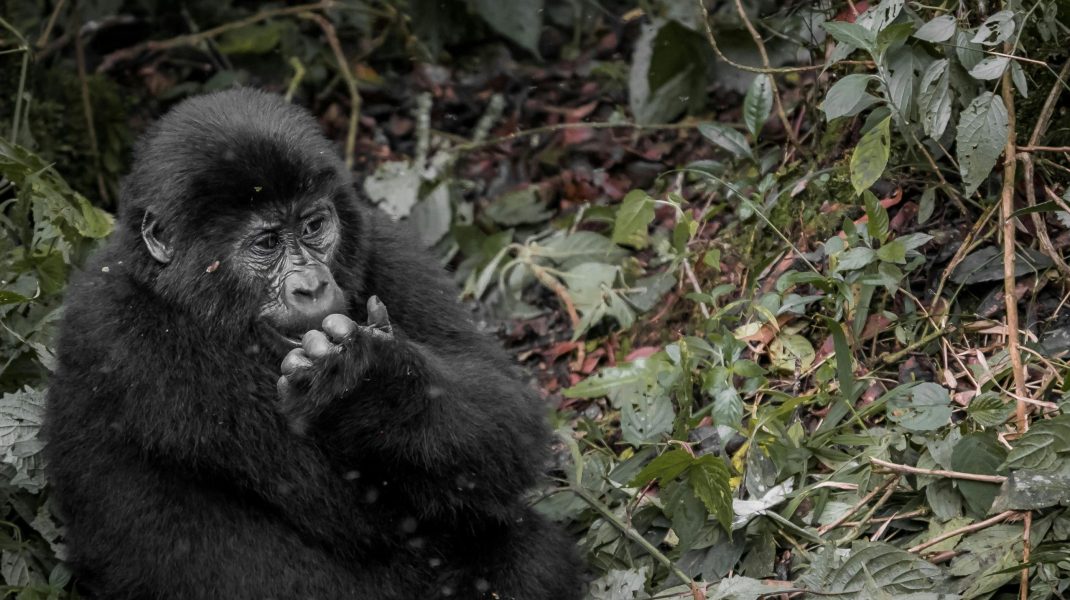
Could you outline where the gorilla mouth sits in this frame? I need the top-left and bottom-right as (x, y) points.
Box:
(266, 325), (303, 348)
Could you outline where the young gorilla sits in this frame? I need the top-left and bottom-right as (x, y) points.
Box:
(44, 88), (582, 599)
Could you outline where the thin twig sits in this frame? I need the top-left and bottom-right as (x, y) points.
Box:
(909, 511), (1016, 554)
(817, 475), (898, 535)
(1021, 59), (1070, 278)
(696, 0), (822, 74)
(871, 458), (1007, 483)
(681, 259), (710, 319)
(300, 11), (361, 170)
(729, 0), (804, 153)
(35, 0), (67, 48)
(451, 121), (695, 154)
(569, 485), (697, 591)
(1019, 145), (1070, 153)
(97, 1), (335, 72)
(838, 478), (898, 544)
(74, 23), (109, 204)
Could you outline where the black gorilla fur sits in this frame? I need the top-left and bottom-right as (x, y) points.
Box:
(43, 88), (582, 599)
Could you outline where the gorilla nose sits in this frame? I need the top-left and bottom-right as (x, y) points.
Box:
(281, 269), (346, 331)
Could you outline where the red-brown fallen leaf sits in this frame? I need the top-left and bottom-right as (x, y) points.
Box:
(860, 313), (893, 341)
(834, 1), (869, 21)
(541, 340), (581, 364)
(580, 348), (605, 374)
(889, 201), (918, 232)
(625, 346), (660, 361)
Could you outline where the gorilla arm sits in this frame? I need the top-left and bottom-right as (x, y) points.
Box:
(279, 298), (550, 522)
(107, 305), (381, 555)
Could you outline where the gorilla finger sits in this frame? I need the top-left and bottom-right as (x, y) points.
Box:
(281, 348), (313, 375)
(322, 313), (357, 342)
(276, 375), (294, 401)
(366, 295), (392, 333)
(356, 324), (393, 341)
(302, 330), (335, 359)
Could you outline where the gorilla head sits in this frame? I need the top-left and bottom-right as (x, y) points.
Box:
(117, 88), (365, 346)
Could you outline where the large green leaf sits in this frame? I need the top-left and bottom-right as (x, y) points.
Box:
(956, 92), (1008, 196)
(822, 74), (878, 121)
(850, 116), (891, 195)
(951, 433), (1007, 517)
(470, 0), (544, 55)
(698, 122), (752, 159)
(917, 59), (952, 138)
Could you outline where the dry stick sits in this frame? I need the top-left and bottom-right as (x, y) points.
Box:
(450, 121), (695, 155)
(838, 478), (898, 544)
(1021, 59), (1070, 278)
(999, 53), (1028, 438)
(300, 12), (360, 170)
(909, 511), (1016, 554)
(728, 0), (805, 154)
(694, 0), (823, 74)
(74, 24), (109, 205)
(35, 0), (66, 48)
(96, 0), (335, 72)
(530, 264), (581, 331)
(1019, 145), (1070, 153)
(929, 201), (1000, 314)
(870, 458), (1007, 484)
(817, 475), (899, 535)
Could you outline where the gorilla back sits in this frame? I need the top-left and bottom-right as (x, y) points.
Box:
(43, 88), (582, 600)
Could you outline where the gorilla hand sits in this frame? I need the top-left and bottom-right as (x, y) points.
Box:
(276, 295), (395, 433)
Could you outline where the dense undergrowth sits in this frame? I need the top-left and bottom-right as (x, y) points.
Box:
(2, 0), (1070, 598)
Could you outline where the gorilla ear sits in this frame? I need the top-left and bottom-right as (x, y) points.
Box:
(141, 211), (174, 264)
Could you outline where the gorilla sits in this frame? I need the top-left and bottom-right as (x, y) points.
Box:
(43, 88), (582, 600)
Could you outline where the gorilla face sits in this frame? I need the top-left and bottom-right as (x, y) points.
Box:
(238, 198), (346, 344)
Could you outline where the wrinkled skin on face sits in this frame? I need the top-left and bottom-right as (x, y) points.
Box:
(234, 199), (347, 344)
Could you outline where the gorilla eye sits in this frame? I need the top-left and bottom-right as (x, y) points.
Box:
(254, 233), (280, 251)
(302, 217), (325, 237)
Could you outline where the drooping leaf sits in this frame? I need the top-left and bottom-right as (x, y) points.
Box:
(823, 74), (878, 121)
(689, 455), (733, 533)
(822, 21), (876, 52)
(698, 122), (752, 159)
(917, 59), (952, 138)
(951, 433), (1007, 517)
(743, 75), (774, 138)
(968, 56), (1010, 81)
(850, 116), (891, 195)
(956, 92), (1008, 196)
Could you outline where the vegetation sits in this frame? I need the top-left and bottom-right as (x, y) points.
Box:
(2, 0), (1070, 597)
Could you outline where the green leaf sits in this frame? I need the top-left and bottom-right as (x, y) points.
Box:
(822, 74), (878, 121)
(951, 433), (1007, 517)
(968, 56), (1010, 81)
(991, 471), (1070, 511)
(612, 190), (656, 249)
(835, 247), (878, 272)
(823, 542), (946, 594)
(863, 190), (890, 240)
(876, 240), (906, 263)
(971, 10), (1015, 46)
(629, 20), (707, 124)
(913, 15), (957, 42)
(850, 116), (891, 195)
(743, 75), (773, 137)
(688, 455), (733, 533)
(216, 22), (283, 55)
(698, 122), (752, 159)
(822, 21), (876, 52)
(966, 392), (1014, 427)
(485, 186), (553, 226)
(1002, 416), (1070, 472)
(917, 59), (952, 138)
(631, 449), (694, 487)
(887, 382), (952, 432)
(470, 0), (545, 55)
(956, 92), (1008, 196)
(1010, 60), (1028, 98)
(918, 188), (936, 224)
